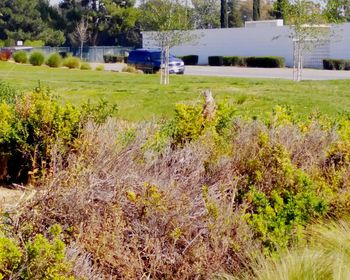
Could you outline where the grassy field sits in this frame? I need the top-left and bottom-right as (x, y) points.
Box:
(1, 61), (350, 121)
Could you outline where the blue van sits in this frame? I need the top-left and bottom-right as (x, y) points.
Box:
(127, 49), (185, 74)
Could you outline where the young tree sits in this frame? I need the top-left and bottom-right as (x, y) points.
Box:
(73, 19), (89, 59)
(324, 0), (350, 23)
(140, 0), (194, 85)
(285, 0), (330, 81)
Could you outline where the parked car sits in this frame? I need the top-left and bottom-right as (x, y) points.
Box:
(127, 49), (185, 74)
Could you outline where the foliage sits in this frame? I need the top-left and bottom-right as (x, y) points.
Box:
(23, 40), (45, 47)
(13, 51), (28, 64)
(324, 0), (350, 23)
(0, 83), (117, 184)
(208, 56), (224, 66)
(46, 53), (63, 68)
(121, 65), (138, 73)
(228, 220), (350, 280)
(63, 56), (80, 69)
(80, 62), (92, 70)
(29, 52), (45, 66)
(191, 0), (220, 28)
(0, 0), (65, 46)
(59, 0), (138, 46)
(284, 0), (330, 81)
(245, 56), (285, 68)
(323, 58), (350, 70)
(253, 0), (261, 20)
(0, 225), (74, 279)
(95, 64), (105, 71)
(180, 55), (198, 65)
(103, 54), (125, 63)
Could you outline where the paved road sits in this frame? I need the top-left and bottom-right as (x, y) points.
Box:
(93, 63), (350, 80)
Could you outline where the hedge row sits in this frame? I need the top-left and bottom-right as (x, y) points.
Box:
(103, 54), (127, 63)
(208, 56), (285, 68)
(323, 59), (350, 70)
(178, 55), (198, 65)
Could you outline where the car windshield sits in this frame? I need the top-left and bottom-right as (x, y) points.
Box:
(150, 52), (176, 61)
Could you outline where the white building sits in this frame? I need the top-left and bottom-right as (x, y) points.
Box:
(142, 21), (350, 68)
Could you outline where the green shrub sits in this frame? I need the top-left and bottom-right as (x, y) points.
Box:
(0, 82), (21, 104)
(95, 64), (105, 71)
(208, 56), (224, 66)
(63, 56), (80, 69)
(245, 56), (285, 68)
(45, 53), (62, 68)
(13, 51), (28, 64)
(323, 59), (350, 70)
(24, 40), (45, 47)
(232, 56), (247, 66)
(0, 225), (75, 279)
(121, 65), (137, 73)
(181, 55), (198, 65)
(103, 54), (124, 63)
(80, 62), (92, 70)
(29, 52), (45, 66)
(223, 56), (233, 66)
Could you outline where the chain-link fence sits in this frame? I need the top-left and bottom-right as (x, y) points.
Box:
(32, 46), (134, 62)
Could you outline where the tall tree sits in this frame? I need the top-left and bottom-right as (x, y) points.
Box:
(221, 0), (228, 27)
(253, 0), (260, 20)
(191, 0), (220, 29)
(59, 0), (138, 46)
(271, 0), (288, 20)
(228, 0), (243, 27)
(0, 0), (65, 46)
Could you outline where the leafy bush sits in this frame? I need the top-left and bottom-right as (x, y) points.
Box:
(0, 82), (21, 104)
(95, 64), (104, 71)
(103, 54), (124, 63)
(63, 56), (80, 69)
(121, 65), (138, 73)
(232, 56), (247, 66)
(0, 83), (117, 184)
(80, 62), (92, 70)
(0, 225), (75, 279)
(245, 56), (285, 68)
(223, 56), (234, 66)
(24, 40), (45, 47)
(46, 53), (62, 68)
(0, 50), (11, 61)
(181, 55), (198, 65)
(13, 51), (28, 64)
(323, 58), (350, 70)
(29, 52), (45, 66)
(208, 56), (224, 66)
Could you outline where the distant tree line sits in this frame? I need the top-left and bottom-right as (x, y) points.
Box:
(0, 0), (348, 47)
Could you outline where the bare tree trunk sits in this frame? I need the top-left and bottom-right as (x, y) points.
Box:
(160, 46), (170, 85)
(80, 41), (83, 60)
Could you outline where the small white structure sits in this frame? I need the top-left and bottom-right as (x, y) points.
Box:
(142, 21), (350, 68)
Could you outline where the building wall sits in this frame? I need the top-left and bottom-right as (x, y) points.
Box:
(142, 23), (350, 68)
(330, 23), (350, 59)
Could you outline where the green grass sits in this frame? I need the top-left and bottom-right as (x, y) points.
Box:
(1, 61), (350, 121)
